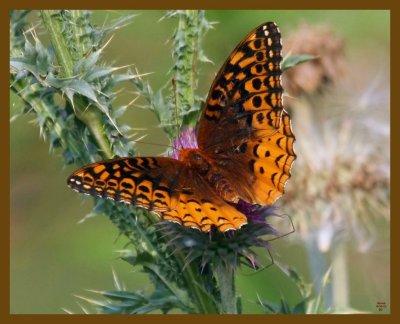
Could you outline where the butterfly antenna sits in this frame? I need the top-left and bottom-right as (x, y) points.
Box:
(241, 214), (295, 276)
(130, 139), (174, 149)
(241, 247), (275, 276)
(265, 213), (296, 243)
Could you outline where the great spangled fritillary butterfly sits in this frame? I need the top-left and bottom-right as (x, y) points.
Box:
(67, 22), (296, 233)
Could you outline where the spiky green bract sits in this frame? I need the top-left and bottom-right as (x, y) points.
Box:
(159, 218), (276, 274)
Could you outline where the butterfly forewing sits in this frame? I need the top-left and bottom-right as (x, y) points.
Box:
(68, 157), (174, 209)
(197, 22), (284, 148)
(197, 22), (296, 206)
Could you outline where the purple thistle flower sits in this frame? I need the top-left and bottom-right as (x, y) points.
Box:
(236, 200), (279, 234)
(171, 127), (198, 160)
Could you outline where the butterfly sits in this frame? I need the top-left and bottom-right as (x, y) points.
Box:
(67, 22), (296, 233)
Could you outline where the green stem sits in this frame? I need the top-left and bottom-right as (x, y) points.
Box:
(305, 237), (333, 309)
(170, 9), (202, 130)
(332, 243), (349, 311)
(215, 263), (237, 314)
(73, 97), (114, 159)
(40, 10), (114, 160)
(175, 10), (197, 111)
(69, 10), (89, 59)
(41, 10), (74, 78)
(179, 256), (218, 314)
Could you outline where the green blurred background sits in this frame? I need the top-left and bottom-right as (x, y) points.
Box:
(10, 10), (390, 314)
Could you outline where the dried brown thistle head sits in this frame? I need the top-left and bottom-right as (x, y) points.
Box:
(282, 22), (346, 97)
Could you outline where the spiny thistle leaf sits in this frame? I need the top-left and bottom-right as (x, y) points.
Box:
(77, 270), (194, 314)
(10, 10), (30, 52)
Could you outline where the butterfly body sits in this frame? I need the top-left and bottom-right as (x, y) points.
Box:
(178, 148), (211, 175)
(178, 148), (240, 203)
(67, 22), (296, 233)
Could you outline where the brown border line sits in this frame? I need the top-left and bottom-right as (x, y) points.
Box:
(3, 1), (397, 324)
(6, 0), (394, 10)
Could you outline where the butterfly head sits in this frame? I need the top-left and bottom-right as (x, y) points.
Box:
(179, 148), (211, 175)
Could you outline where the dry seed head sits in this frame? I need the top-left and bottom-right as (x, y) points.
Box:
(282, 22), (346, 97)
(281, 72), (389, 252)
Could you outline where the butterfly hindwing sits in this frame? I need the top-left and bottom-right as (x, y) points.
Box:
(67, 157), (247, 232)
(234, 110), (295, 205)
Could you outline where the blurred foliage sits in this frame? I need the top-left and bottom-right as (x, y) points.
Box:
(10, 9), (390, 314)
(259, 266), (331, 314)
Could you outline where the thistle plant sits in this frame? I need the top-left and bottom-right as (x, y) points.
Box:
(10, 10), (316, 314)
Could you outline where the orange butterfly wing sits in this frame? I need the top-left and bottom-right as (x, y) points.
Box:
(67, 157), (247, 232)
(68, 22), (295, 232)
(197, 22), (296, 206)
